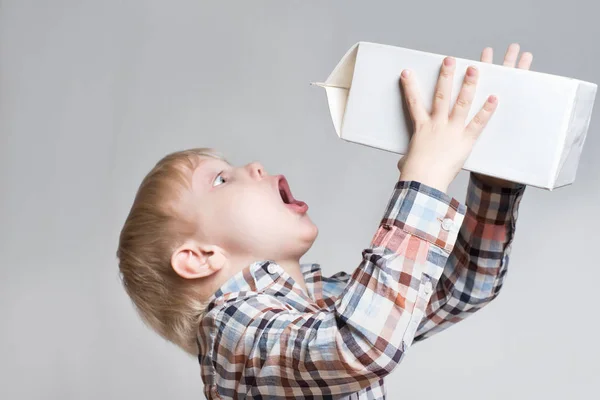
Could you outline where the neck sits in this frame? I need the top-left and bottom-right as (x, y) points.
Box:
(272, 258), (308, 294)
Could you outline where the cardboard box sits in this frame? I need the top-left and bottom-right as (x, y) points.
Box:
(312, 41), (597, 191)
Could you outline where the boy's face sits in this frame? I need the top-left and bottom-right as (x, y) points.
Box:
(189, 157), (318, 262)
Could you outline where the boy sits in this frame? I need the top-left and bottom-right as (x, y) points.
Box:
(117, 43), (531, 399)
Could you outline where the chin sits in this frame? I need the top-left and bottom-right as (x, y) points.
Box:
(298, 223), (318, 252)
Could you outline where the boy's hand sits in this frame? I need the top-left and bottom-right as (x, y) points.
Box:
(471, 43), (533, 188)
(397, 56), (498, 194)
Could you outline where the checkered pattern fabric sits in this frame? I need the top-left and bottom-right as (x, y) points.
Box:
(197, 173), (526, 399)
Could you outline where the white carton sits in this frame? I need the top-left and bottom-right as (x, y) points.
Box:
(313, 41), (597, 190)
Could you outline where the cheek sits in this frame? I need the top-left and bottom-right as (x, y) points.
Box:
(234, 196), (284, 228)
(219, 190), (283, 230)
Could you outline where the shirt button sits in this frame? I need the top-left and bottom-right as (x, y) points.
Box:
(441, 218), (453, 231)
(267, 263), (278, 274)
(423, 280), (433, 295)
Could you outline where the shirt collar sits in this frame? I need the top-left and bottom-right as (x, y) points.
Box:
(205, 260), (324, 310)
(207, 260), (280, 303)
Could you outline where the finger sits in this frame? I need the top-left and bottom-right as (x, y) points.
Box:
(400, 69), (429, 124)
(517, 51), (533, 70)
(503, 43), (520, 67)
(449, 66), (479, 123)
(431, 56), (456, 120)
(480, 47), (493, 63)
(464, 95), (498, 139)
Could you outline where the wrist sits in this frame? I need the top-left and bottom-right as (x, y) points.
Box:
(471, 172), (525, 190)
(399, 173), (449, 194)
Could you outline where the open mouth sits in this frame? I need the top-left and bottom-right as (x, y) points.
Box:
(278, 176), (309, 214)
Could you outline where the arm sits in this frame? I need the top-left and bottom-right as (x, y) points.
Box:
(412, 171), (526, 342)
(410, 42), (533, 343)
(204, 180), (467, 398)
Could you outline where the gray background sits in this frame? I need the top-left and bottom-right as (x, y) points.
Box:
(1, 0), (598, 399)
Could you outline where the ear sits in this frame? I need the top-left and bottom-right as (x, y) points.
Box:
(171, 241), (227, 280)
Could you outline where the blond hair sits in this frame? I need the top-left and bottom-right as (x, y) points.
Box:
(116, 147), (227, 356)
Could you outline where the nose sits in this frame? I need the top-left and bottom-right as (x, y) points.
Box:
(246, 161), (267, 180)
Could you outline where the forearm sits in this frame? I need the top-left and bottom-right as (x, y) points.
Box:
(412, 172), (526, 341)
(463, 171), (526, 296)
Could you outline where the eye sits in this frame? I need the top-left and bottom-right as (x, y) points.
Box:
(212, 171), (228, 187)
(212, 171), (227, 187)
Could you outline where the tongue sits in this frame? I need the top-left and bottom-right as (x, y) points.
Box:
(286, 199), (308, 213)
(281, 188), (301, 205)
(286, 197), (304, 206)
(284, 194), (306, 209)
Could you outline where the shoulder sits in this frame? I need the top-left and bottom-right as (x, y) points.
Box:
(200, 292), (295, 335)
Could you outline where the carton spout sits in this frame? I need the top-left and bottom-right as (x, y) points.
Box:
(310, 81), (349, 89)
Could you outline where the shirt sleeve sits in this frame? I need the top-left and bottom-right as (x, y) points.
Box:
(207, 180), (467, 398)
(412, 172), (526, 342)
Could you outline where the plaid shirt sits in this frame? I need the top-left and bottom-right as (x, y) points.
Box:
(197, 173), (526, 399)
